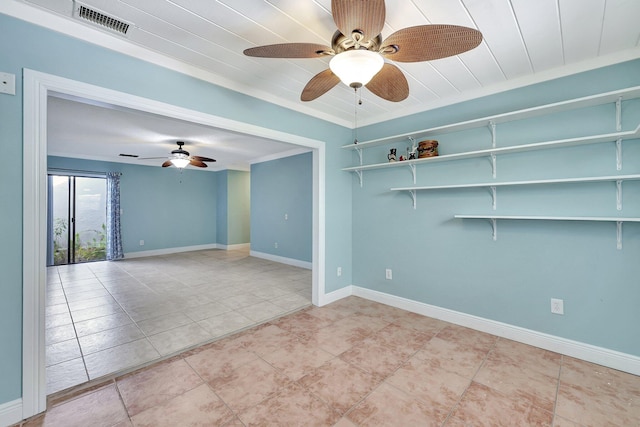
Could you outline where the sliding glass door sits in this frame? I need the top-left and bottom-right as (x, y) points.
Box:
(47, 174), (107, 266)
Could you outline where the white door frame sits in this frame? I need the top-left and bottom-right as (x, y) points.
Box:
(22, 69), (326, 418)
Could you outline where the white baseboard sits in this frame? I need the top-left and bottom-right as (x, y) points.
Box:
(124, 243), (219, 259)
(250, 250), (312, 269)
(218, 243), (250, 251)
(318, 285), (353, 307)
(0, 398), (22, 427)
(348, 286), (640, 376)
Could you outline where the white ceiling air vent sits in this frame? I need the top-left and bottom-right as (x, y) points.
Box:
(72, 2), (132, 36)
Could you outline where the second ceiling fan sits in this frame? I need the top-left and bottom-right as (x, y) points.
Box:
(244, 0), (483, 102)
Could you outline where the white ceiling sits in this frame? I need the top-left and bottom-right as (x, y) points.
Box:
(46, 94), (308, 171)
(4, 0), (640, 170)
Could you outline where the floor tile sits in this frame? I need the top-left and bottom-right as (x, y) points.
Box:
(79, 323), (145, 355)
(386, 359), (470, 424)
(73, 312), (134, 337)
(46, 358), (88, 395)
(130, 384), (234, 427)
(474, 342), (559, 412)
(209, 358), (292, 413)
(238, 383), (340, 427)
(84, 338), (160, 380)
(46, 339), (82, 367)
(117, 358), (203, 416)
(347, 382), (435, 426)
(447, 381), (553, 427)
(25, 385), (128, 427)
(436, 324), (498, 353)
(262, 339), (334, 381)
(555, 357), (640, 426)
(135, 311), (194, 336)
(197, 311), (254, 338)
(46, 323), (77, 345)
(413, 336), (489, 379)
(147, 322), (212, 356)
(299, 358), (382, 415)
(236, 300), (292, 322)
(184, 336), (259, 383)
(183, 301), (233, 322)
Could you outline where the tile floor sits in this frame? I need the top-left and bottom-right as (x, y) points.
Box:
(45, 248), (311, 394)
(22, 296), (640, 426)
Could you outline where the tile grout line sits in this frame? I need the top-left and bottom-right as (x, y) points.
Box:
(439, 333), (500, 426)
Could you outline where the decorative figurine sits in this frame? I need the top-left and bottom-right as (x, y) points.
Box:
(388, 148), (397, 162)
(417, 140), (439, 158)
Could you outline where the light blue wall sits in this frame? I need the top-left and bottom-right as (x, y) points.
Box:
(227, 170), (250, 245)
(251, 152), (313, 262)
(352, 60), (640, 357)
(48, 157), (217, 253)
(0, 13), (352, 405)
(216, 172), (229, 245)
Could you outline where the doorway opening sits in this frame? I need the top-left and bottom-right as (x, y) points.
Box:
(47, 174), (107, 266)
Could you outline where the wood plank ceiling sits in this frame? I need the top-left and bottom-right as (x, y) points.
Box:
(3, 0), (640, 168)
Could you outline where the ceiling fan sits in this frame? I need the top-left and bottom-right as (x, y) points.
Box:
(244, 0), (482, 102)
(132, 141), (216, 169)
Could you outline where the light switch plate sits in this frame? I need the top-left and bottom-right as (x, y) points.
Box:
(0, 72), (16, 95)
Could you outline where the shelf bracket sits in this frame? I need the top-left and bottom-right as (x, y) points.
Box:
(355, 147), (363, 166)
(407, 163), (417, 184)
(617, 221), (623, 250)
(491, 154), (497, 179)
(491, 218), (497, 241)
(409, 189), (416, 210)
(355, 169), (363, 188)
(616, 96), (622, 132)
(489, 121), (496, 148)
(490, 186), (497, 210)
(616, 180), (623, 211)
(616, 138), (622, 171)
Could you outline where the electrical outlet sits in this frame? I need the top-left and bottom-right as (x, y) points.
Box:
(385, 269), (392, 280)
(551, 298), (564, 315)
(274, 242), (278, 248)
(0, 72), (16, 95)
(337, 267), (342, 277)
(284, 213), (288, 220)
(139, 240), (144, 246)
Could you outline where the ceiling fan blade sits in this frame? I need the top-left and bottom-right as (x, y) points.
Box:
(191, 155), (216, 162)
(381, 25), (482, 62)
(331, 0), (385, 42)
(162, 160), (172, 167)
(365, 63), (409, 102)
(301, 69), (341, 101)
(189, 159), (208, 168)
(244, 43), (332, 58)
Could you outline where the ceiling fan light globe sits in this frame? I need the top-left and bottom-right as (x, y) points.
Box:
(170, 157), (190, 168)
(329, 49), (384, 87)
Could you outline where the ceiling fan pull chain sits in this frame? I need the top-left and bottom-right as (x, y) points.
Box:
(353, 86), (359, 144)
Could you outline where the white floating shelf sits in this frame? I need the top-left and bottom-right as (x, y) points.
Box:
(391, 174), (640, 210)
(454, 215), (640, 249)
(343, 125), (640, 184)
(342, 86), (640, 150)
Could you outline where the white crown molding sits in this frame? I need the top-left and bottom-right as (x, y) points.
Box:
(250, 147), (312, 165)
(0, 1), (352, 128)
(359, 47), (640, 127)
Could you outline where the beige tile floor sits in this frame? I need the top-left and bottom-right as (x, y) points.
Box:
(45, 248), (311, 394)
(21, 296), (640, 426)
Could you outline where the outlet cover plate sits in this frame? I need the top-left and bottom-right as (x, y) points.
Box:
(0, 72), (16, 95)
(551, 298), (564, 315)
